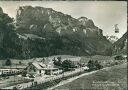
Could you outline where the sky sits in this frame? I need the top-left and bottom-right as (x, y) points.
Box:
(0, 1), (127, 38)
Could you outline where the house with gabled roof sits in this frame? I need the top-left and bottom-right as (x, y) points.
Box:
(26, 60), (61, 77)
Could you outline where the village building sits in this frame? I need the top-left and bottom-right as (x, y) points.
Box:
(0, 68), (20, 75)
(26, 60), (62, 77)
(0, 65), (26, 75)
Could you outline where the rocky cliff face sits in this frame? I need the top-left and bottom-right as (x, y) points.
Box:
(105, 32), (127, 56)
(112, 32), (127, 55)
(16, 6), (103, 38)
(0, 6), (112, 59)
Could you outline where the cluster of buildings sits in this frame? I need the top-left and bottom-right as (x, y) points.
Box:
(26, 60), (62, 77)
(0, 57), (84, 78)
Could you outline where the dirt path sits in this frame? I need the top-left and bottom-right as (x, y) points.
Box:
(47, 67), (111, 90)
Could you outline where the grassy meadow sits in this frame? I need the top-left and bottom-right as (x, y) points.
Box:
(0, 55), (117, 67)
(53, 63), (127, 90)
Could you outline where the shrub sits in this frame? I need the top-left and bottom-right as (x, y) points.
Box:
(5, 58), (11, 66)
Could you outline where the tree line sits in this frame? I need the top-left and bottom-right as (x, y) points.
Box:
(52, 56), (103, 72)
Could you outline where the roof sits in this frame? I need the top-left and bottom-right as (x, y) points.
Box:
(0, 65), (27, 69)
(30, 61), (59, 70)
(32, 62), (46, 70)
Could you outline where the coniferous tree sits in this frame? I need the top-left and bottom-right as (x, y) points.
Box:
(62, 60), (75, 71)
(87, 60), (95, 71)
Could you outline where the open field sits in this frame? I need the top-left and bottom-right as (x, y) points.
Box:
(0, 55), (115, 67)
(0, 55), (76, 67)
(0, 76), (32, 88)
(80, 55), (115, 64)
(54, 63), (127, 90)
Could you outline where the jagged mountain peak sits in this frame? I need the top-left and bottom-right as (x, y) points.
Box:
(78, 16), (89, 22)
(78, 16), (95, 28)
(17, 6), (71, 19)
(105, 35), (119, 44)
(105, 32), (127, 56)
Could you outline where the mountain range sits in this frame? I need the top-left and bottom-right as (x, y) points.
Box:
(0, 6), (126, 59)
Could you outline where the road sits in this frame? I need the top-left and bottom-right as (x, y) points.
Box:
(1, 66), (113, 89)
(47, 67), (112, 90)
(2, 68), (85, 89)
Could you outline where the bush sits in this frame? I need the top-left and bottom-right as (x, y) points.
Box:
(62, 60), (76, 71)
(87, 60), (103, 71)
(5, 58), (11, 66)
(19, 61), (22, 65)
(21, 70), (27, 77)
(53, 57), (62, 67)
(114, 55), (125, 60)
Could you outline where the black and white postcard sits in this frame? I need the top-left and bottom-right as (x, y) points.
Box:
(0, 1), (127, 90)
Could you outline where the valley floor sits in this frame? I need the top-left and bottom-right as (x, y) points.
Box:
(0, 55), (127, 89)
(53, 63), (127, 90)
